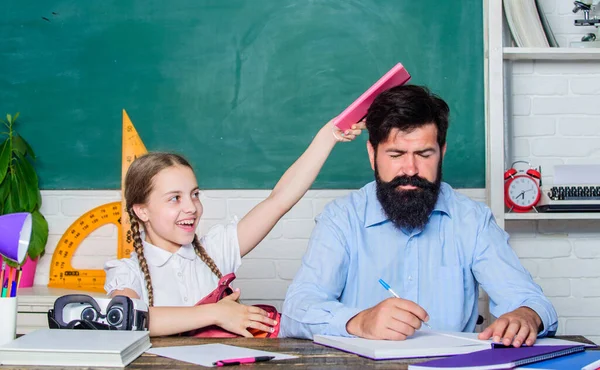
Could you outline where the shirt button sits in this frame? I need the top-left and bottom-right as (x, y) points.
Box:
(177, 272), (182, 277)
(183, 297), (188, 302)
(408, 275), (413, 281)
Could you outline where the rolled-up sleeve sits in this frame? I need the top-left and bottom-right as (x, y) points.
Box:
(201, 217), (242, 275)
(472, 209), (558, 336)
(281, 202), (361, 339)
(104, 257), (144, 300)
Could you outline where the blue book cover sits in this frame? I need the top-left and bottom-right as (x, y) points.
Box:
(520, 350), (600, 370)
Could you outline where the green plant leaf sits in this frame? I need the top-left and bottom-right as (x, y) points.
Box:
(6, 114), (12, 123)
(34, 188), (42, 212)
(2, 256), (18, 269)
(0, 139), (9, 184)
(16, 152), (40, 210)
(20, 135), (36, 160)
(16, 151), (39, 187)
(7, 173), (24, 213)
(3, 176), (17, 214)
(28, 210), (49, 260)
(14, 158), (36, 211)
(0, 176), (9, 211)
(13, 112), (19, 122)
(12, 134), (27, 156)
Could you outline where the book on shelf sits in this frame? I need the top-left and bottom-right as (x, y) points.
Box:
(535, 0), (559, 47)
(503, 0), (554, 47)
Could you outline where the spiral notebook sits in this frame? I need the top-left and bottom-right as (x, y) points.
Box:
(409, 345), (585, 370)
(517, 349), (600, 370)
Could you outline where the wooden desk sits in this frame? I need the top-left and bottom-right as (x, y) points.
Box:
(132, 336), (595, 369)
(2, 336), (595, 369)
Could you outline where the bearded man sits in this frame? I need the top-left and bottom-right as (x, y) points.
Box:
(280, 85), (557, 347)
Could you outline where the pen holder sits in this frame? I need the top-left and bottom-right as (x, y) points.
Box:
(0, 297), (17, 346)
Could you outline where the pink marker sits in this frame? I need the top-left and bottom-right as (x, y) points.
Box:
(214, 356), (275, 367)
(333, 63), (411, 131)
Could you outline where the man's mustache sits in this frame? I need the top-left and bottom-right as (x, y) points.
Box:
(384, 175), (438, 191)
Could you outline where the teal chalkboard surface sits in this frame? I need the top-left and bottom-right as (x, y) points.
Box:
(0, 0), (484, 189)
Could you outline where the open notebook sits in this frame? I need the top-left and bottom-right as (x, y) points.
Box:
(314, 331), (490, 360)
(0, 329), (151, 367)
(314, 331), (593, 361)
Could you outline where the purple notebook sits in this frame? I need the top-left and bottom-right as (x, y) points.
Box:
(408, 345), (585, 370)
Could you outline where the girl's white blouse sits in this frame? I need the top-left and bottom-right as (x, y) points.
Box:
(104, 219), (241, 307)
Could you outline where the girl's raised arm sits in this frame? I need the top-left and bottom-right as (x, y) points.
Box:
(237, 120), (365, 257)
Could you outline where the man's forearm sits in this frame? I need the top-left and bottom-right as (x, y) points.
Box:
(280, 300), (362, 339)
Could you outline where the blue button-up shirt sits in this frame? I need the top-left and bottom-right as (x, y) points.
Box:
(280, 181), (558, 339)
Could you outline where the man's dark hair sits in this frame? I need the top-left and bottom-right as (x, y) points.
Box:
(366, 85), (450, 149)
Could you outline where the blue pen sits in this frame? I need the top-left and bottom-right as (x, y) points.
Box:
(378, 278), (432, 329)
(10, 280), (17, 297)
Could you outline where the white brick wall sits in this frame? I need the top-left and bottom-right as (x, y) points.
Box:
(503, 0), (600, 345)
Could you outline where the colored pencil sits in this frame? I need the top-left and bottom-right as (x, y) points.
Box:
(6, 267), (15, 298)
(0, 261), (5, 296)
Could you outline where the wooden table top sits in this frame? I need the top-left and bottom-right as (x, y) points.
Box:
(2, 335), (596, 369)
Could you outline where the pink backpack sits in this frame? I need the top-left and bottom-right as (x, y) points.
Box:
(185, 273), (280, 338)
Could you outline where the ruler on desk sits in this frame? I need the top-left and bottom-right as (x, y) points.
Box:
(48, 110), (148, 292)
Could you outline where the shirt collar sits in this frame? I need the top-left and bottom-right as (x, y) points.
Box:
(364, 181), (452, 228)
(140, 231), (197, 267)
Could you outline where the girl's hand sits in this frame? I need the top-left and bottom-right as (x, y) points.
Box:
(330, 120), (366, 143)
(213, 289), (277, 338)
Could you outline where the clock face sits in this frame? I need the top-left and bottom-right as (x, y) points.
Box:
(507, 176), (540, 208)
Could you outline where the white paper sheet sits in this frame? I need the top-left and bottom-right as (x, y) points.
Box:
(146, 343), (297, 367)
(554, 164), (600, 185)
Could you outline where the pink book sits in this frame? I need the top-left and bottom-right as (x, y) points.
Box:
(333, 63), (411, 131)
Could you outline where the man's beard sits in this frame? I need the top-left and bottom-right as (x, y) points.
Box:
(375, 161), (442, 231)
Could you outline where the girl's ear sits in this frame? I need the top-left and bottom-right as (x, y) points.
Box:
(132, 204), (149, 222)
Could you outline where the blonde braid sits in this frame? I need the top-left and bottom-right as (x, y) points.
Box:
(192, 235), (222, 279)
(129, 211), (155, 307)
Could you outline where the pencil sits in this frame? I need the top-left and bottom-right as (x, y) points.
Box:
(16, 267), (22, 289)
(0, 261), (5, 298)
(0, 261), (5, 294)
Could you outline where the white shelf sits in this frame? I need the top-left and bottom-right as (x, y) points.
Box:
(504, 212), (600, 220)
(503, 47), (600, 60)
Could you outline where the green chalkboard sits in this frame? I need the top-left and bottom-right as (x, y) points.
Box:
(0, 0), (484, 189)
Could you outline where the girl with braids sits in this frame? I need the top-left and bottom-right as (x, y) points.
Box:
(103, 120), (364, 337)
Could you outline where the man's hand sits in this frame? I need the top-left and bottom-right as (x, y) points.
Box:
(478, 307), (542, 347)
(346, 298), (430, 340)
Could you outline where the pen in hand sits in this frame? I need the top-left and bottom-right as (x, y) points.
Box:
(378, 278), (432, 329)
(214, 356), (275, 367)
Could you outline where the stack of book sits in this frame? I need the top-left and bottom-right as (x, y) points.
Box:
(0, 329), (151, 367)
(504, 0), (558, 47)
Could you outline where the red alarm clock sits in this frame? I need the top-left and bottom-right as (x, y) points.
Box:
(504, 161), (542, 213)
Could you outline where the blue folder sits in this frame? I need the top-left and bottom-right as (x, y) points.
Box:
(520, 350), (600, 370)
